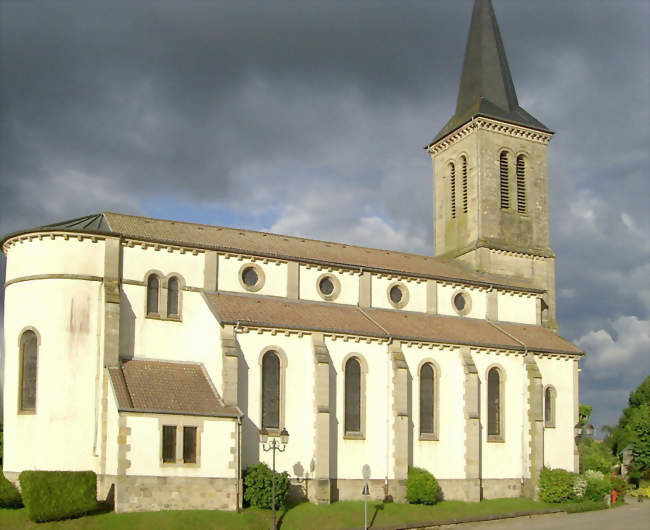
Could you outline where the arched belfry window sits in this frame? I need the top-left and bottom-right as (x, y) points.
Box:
(147, 275), (160, 315)
(516, 155), (526, 213)
(487, 367), (503, 440)
(20, 330), (38, 411)
(262, 350), (280, 430)
(420, 363), (436, 437)
(167, 276), (179, 317)
(345, 357), (362, 434)
(461, 156), (468, 214)
(449, 162), (457, 219)
(544, 386), (556, 428)
(499, 151), (510, 209)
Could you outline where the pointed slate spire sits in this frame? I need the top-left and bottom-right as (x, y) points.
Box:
(430, 0), (551, 145)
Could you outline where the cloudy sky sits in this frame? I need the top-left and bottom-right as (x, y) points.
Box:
(1, 0), (648, 432)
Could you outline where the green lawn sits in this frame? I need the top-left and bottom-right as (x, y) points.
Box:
(0, 497), (607, 529)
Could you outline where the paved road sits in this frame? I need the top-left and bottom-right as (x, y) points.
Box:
(443, 502), (650, 530)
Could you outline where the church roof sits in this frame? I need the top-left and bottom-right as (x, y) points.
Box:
(428, 0), (552, 146)
(108, 359), (241, 417)
(0, 211), (543, 293)
(204, 292), (583, 356)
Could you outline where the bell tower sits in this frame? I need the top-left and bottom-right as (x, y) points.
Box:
(427, 0), (558, 329)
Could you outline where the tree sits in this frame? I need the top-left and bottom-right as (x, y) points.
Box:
(578, 404), (592, 429)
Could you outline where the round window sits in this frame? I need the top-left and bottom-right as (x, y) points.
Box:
(452, 290), (471, 315)
(242, 266), (259, 287)
(239, 263), (265, 292)
(387, 282), (409, 308)
(319, 277), (334, 296)
(390, 285), (403, 304)
(317, 274), (340, 300)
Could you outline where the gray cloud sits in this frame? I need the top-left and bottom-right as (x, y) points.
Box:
(0, 0), (648, 431)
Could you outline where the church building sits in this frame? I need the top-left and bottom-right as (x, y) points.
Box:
(2, 0), (582, 512)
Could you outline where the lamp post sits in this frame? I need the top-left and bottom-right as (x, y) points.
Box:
(260, 428), (289, 530)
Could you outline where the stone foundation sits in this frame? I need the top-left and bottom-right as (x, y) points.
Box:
(481, 478), (523, 499)
(437, 478), (481, 502)
(115, 476), (239, 513)
(331, 479), (406, 503)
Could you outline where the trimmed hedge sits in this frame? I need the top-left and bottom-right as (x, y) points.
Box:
(538, 467), (576, 503)
(243, 463), (290, 510)
(406, 466), (440, 505)
(0, 469), (22, 508)
(19, 471), (97, 522)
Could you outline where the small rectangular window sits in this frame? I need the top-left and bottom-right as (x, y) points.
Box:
(162, 425), (176, 463)
(183, 426), (197, 463)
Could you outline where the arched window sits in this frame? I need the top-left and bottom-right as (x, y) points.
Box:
(461, 155), (468, 214)
(262, 351), (280, 430)
(544, 386), (556, 428)
(345, 357), (362, 434)
(449, 162), (457, 219)
(420, 363), (435, 437)
(487, 367), (503, 440)
(167, 276), (179, 317)
(499, 151), (510, 209)
(147, 275), (160, 315)
(20, 330), (38, 411)
(516, 155), (526, 213)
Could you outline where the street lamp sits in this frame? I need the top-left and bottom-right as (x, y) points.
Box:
(260, 428), (289, 530)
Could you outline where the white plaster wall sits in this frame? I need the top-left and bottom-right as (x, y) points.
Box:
(472, 351), (527, 479)
(437, 284), (487, 319)
(497, 292), (537, 325)
(3, 278), (103, 473)
(120, 287), (223, 396)
(218, 255), (287, 297)
(299, 266), (359, 306)
(122, 245), (205, 288)
(371, 276), (427, 313)
(404, 345), (466, 479)
(234, 331), (315, 478)
(125, 414), (236, 477)
(537, 356), (577, 472)
(326, 338), (390, 480)
(5, 236), (105, 281)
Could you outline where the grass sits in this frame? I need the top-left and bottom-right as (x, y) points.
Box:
(0, 497), (612, 529)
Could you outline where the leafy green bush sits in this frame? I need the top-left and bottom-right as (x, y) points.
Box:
(572, 475), (587, 500)
(579, 439), (616, 475)
(406, 466), (440, 505)
(243, 463), (290, 509)
(0, 470), (22, 508)
(610, 475), (627, 500)
(584, 474), (612, 502)
(538, 467), (576, 503)
(19, 471), (97, 522)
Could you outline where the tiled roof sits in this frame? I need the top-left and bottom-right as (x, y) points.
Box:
(1, 212), (542, 292)
(204, 292), (583, 356)
(108, 359), (241, 417)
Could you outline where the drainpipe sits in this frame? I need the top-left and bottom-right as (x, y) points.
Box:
(488, 321), (528, 495)
(236, 415), (242, 512)
(357, 304), (392, 500)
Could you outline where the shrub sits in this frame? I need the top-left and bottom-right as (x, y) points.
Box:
(579, 439), (616, 475)
(0, 470), (22, 508)
(406, 466), (440, 505)
(243, 463), (290, 509)
(585, 469), (604, 481)
(610, 475), (627, 499)
(572, 475), (587, 500)
(19, 471), (97, 522)
(584, 474), (612, 502)
(538, 467), (576, 503)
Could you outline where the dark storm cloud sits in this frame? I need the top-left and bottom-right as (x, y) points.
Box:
(0, 0), (648, 430)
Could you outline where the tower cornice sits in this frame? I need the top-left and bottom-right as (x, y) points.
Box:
(427, 116), (553, 156)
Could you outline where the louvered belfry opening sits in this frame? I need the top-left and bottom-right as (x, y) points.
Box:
(461, 156), (468, 214)
(487, 368), (501, 436)
(262, 351), (280, 429)
(499, 151), (509, 209)
(516, 155), (526, 213)
(420, 363), (435, 435)
(345, 357), (361, 433)
(449, 162), (457, 219)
